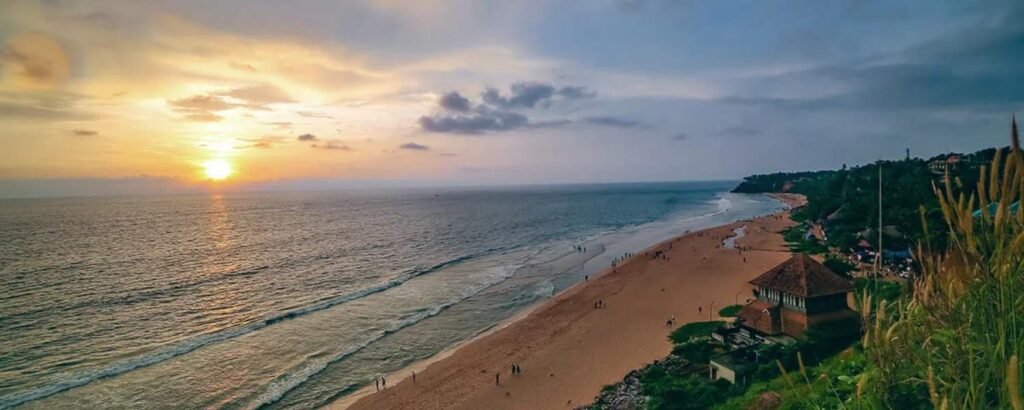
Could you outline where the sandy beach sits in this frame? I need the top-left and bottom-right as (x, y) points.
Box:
(340, 193), (806, 410)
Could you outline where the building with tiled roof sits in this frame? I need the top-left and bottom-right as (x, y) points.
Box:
(736, 253), (856, 338)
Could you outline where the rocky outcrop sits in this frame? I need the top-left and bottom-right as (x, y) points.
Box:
(577, 368), (646, 410)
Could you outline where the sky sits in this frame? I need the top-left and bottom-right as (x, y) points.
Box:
(1, 0), (1022, 197)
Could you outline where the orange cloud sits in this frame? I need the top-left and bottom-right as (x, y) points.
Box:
(2, 33), (71, 89)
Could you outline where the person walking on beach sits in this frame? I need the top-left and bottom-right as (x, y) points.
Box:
(496, 372), (500, 385)
(375, 377), (380, 392)
(412, 371), (416, 383)
(381, 376), (386, 389)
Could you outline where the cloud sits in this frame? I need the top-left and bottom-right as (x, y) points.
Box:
(243, 135), (286, 149)
(266, 121), (292, 129)
(312, 139), (352, 151)
(0, 101), (93, 121)
(716, 8), (1024, 114)
(439, 92), (472, 112)
(229, 62), (257, 72)
(167, 84), (296, 121)
(399, 142), (430, 151)
(2, 33), (71, 89)
(296, 110), (334, 119)
(220, 85), (294, 105)
(670, 132), (688, 141)
(715, 126), (762, 137)
(583, 116), (643, 128)
(438, 152), (458, 157)
(71, 129), (98, 136)
(167, 94), (236, 121)
(419, 109), (529, 134)
(297, 133), (317, 141)
(481, 81), (593, 109)
(417, 81), (595, 134)
(557, 86), (596, 100)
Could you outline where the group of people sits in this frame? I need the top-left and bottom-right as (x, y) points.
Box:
(594, 299), (606, 309)
(611, 251), (637, 267)
(374, 376), (387, 391)
(496, 363), (524, 385)
(573, 245), (587, 253)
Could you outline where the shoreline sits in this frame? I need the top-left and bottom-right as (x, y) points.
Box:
(336, 193), (805, 410)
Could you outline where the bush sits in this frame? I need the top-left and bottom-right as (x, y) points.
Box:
(861, 127), (1024, 408)
(782, 225), (828, 254)
(718, 304), (743, 317)
(669, 321), (725, 344)
(641, 372), (734, 410)
(671, 336), (717, 363)
(854, 277), (903, 302)
(823, 254), (856, 277)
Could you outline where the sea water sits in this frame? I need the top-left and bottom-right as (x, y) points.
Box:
(0, 181), (784, 409)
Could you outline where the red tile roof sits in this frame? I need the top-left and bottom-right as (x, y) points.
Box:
(736, 300), (779, 335)
(749, 253), (854, 297)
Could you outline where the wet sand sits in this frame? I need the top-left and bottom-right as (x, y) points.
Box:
(340, 193), (806, 410)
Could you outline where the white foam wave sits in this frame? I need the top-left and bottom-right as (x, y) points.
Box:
(247, 264), (519, 409)
(0, 257), (492, 409)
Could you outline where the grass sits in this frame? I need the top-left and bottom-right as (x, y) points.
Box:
(669, 321), (725, 344)
(718, 304), (743, 318)
(859, 120), (1024, 408)
(854, 277), (904, 303)
(782, 225), (829, 254)
(823, 254), (856, 277)
(715, 347), (869, 410)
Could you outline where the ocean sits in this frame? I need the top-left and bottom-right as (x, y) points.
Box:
(0, 181), (784, 409)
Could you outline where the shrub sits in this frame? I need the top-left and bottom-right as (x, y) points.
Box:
(671, 336), (717, 363)
(718, 304), (743, 317)
(862, 122), (1024, 408)
(823, 254), (856, 277)
(669, 321), (725, 344)
(854, 277), (903, 302)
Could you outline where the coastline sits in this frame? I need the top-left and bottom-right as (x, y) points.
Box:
(336, 193), (805, 410)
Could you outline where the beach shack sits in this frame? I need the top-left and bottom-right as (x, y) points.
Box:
(735, 254), (856, 338)
(709, 353), (753, 386)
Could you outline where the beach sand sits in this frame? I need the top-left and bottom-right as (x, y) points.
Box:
(340, 193), (806, 410)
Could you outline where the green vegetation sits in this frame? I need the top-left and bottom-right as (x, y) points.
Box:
(589, 124), (1024, 409)
(671, 337), (718, 363)
(823, 254), (856, 277)
(781, 225), (827, 254)
(669, 321), (725, 344)
(859, 128), (1024, 408)
(587, 319), (861, 409)
(854, 277), (903, 303)
(734, 145), (1015, 251)
(717, 304), (743, 318)
(641, 369), (735, 410)
(716, 348), (869, 410)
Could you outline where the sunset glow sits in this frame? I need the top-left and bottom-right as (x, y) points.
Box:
(202, 159), (233, 181)
(0, 0), (1018, 198)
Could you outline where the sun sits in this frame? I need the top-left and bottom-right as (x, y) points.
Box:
(202, 159), (233, 180)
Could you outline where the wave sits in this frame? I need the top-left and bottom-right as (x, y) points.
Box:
(248, 264), (519, 409)
(0, 264), (272, 325)
(0, 250), (507, 409)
